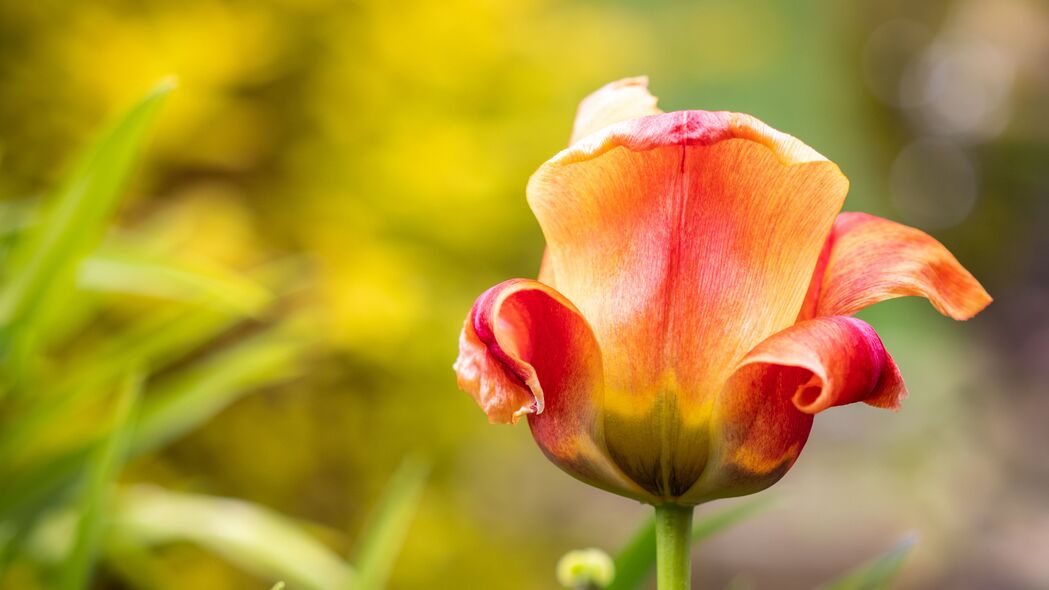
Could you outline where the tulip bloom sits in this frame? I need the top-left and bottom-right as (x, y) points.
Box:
(454, 77), (990, 508)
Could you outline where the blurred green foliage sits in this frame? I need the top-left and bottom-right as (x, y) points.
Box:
(819, 537), (916, 590)
(0, 80), (333, 588)
(0, 81), (432, 589)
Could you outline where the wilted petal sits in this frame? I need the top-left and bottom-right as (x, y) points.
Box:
(454, 279), (653, 501)
(682, 316), (904, 504)
(569, 76), (662, 144)
(529, 110), (849, 498)
(800, 212), (991, 320)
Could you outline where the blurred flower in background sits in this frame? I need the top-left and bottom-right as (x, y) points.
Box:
(0, 0), (1045, 588)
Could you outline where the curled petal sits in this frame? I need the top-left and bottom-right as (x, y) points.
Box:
(454, 279), (652, 501)
(801, 212), (991, 320)
(529, 110), (849, 497)
(455, 292), (541, 424)
(682, 316), (904, 504)
(569, 76), (662, 144)
(736, 315), (906, 414)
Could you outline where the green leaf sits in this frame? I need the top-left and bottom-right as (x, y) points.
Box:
(58, 373), (141, 590)
(270, 583), (287, 590)
(0, 79), (174, 380)
(818, 536), (917, 590)
(112, 485), (353, 590)
(0, 328), (301, 521)
(132, 329), (301, 455)
(691, 497), (774, 542)
(607, 497), (773, 590)
(349, 456), (429, 590)
(0, 304), (246, 462)
(79, 247), (272, 315)
(0, 305), (239, 472)
(0, 198), (37, 241)
(55, 305), (236, 390)
(0, 521), (21, 575)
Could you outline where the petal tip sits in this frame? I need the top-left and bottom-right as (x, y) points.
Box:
(548, 109), (844, 173)
(811, 212), (994, 322)
(944, 289), (992, 321)
(570, 75), (662, 145)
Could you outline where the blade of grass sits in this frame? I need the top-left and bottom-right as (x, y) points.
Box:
(0, 328), (301, 520)
(0, 256), (305, 464)
(54, 304), (235, 389)
(0, 79), (174, 381)
(132, 330), (301, 455)
(607, 497), (773, 590)
(0, 198), (37, 241)
(0, 522), (17, 578)
(79, 248), (271, 315)
(0, 447), (97, 527)
(818, 536), (917, 590)
(349, 456), (429, 590)
(0, 305), (238, 468)
(58, 373), (141, 590)
(99, 537), (168, 590)
(112, 485), (353, 590)
(691, 497), (774, 541)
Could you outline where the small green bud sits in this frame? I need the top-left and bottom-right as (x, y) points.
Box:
(556, 548), (615, 589)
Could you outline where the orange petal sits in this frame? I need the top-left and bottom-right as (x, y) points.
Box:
(682, 316), (905, 504)
(528, 111), (850, 498)
(569, 76), (662, 145)
(454, 279), (653, 501)
(801, 212), (991, 320)
(540, 77), (663, 289)
(537, 248), (556, 286)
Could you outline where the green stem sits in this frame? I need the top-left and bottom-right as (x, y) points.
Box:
(654, 503), (694, 590)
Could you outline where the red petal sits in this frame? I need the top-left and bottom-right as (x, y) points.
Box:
(453, 279), (653, 501)
(681, 316), (904, 503)
(736, 316), (906, 414)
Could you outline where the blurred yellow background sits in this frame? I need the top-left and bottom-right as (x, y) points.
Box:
(0, 0), (1045, 588)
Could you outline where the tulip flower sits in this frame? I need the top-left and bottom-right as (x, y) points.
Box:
(454, 77), (990, 588)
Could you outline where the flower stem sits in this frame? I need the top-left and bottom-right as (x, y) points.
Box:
(654, 503), (694, 590)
